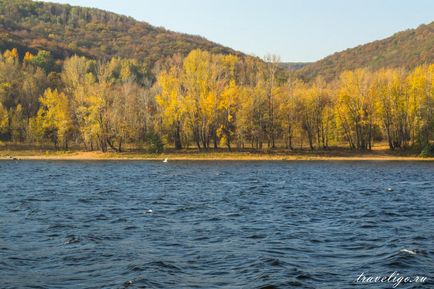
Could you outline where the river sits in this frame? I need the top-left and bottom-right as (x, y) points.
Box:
(1, 161), (433, 288)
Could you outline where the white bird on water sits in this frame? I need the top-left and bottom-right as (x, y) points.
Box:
(163, 158), (168, 163)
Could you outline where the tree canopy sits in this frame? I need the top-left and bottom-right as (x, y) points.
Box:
(0, 48), (432, 154)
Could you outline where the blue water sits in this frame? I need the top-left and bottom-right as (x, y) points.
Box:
(0, 161), (433, 288)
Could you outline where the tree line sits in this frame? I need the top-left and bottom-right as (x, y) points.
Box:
(0, 48), (433, 153)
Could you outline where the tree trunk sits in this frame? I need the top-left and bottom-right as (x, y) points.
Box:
(213, 129), (218, 149)
(174, 123), (182, 150)
(308, 134), (314, 150)
(118, 137), (122, 152)
(226, 140), (232, 152)
(106, 138), (117, 152)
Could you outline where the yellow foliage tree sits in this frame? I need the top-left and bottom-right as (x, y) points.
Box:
(156, 65), (184, 149)
(336, 69), (377, 150)
(218, 80), (239, 150)
(0, 103), (8, 134)
(37, 88), (73, 149)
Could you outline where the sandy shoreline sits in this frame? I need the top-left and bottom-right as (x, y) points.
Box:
(0, 151), (432, 161)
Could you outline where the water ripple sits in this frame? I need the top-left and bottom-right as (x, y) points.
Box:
(0, 160), (433, 288)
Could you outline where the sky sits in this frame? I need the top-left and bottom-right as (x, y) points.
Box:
(40, 0), (434, 62)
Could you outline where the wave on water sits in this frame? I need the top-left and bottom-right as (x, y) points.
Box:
(1, 161), (433, 288)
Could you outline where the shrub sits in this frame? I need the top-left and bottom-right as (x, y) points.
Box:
(147, 133), (164, 154)
(420, 143), (434, 158)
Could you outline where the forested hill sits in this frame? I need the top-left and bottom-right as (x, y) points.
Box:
(296, 21), (434, 81)
(0, 0), (240, 64)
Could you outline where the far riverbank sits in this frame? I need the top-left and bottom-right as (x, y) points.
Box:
(1, 149), (432, 161)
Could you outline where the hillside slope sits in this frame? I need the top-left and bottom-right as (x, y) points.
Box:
(0, 0), (240, 64)
(296, 22), (434, 80)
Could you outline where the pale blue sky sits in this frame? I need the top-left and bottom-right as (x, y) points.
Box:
(40, 0), (434, 62)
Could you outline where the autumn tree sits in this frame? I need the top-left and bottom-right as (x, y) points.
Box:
(276, 80), (297, 150)
(335, 69), (377, 150)
(218, 80), (239, 150)
(0, 49), (48, 141)
(262, 54), (282, 148)
(0, 103), (8, 136)
(61, 56), (97, 149)
(35, 88), (73, 148)
(373, 69), (411, 149)
(406, 65), (434, 147)
(156, 61), (185, 149)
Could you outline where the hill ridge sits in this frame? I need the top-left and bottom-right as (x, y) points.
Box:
(0, 0), (241, 64)
(296, 21), (434, 80)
